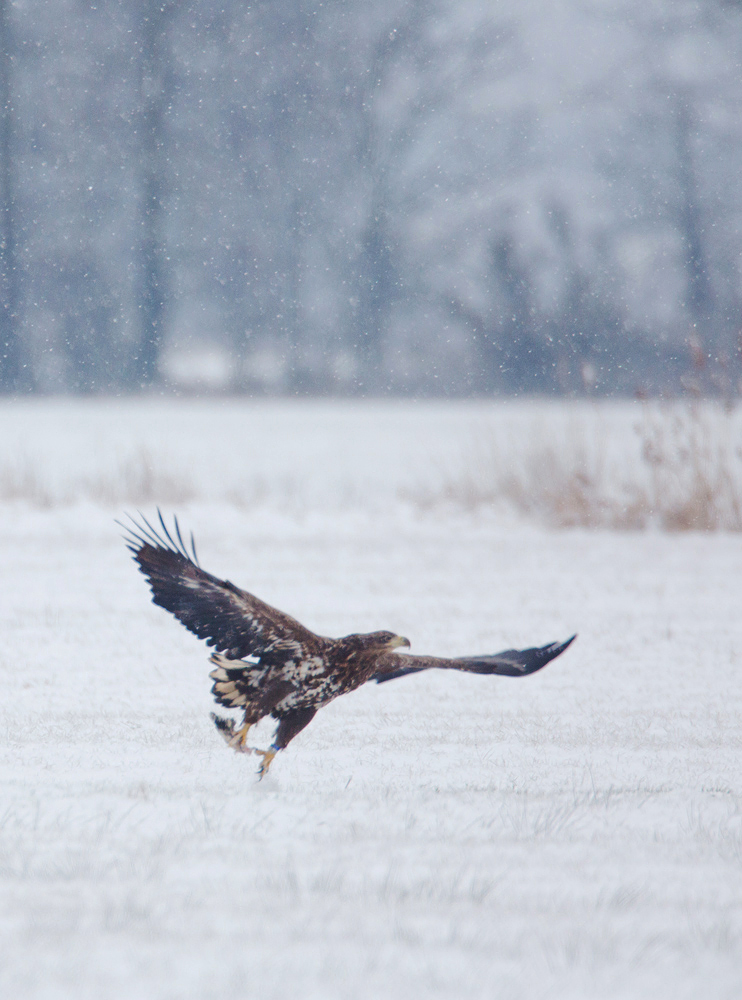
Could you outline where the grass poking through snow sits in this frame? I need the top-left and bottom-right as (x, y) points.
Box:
(422, 401), (742, 530)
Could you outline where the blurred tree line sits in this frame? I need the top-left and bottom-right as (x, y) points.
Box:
(0, 0), (741, 396)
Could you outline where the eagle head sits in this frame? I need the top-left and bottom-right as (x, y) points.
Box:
(344, 630), (411, 653)
(377, 631), (411, 651)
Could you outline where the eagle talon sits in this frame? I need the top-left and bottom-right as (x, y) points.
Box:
(211, 713), (254, 753)
(255, 744), (279, 779)
(229, 723), (254, 754)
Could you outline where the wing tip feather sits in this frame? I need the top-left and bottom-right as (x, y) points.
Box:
(118, 509), (199, 567)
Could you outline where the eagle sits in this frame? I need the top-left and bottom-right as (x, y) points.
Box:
(122, 512), (575, 777)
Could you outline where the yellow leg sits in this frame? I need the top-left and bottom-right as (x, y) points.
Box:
(228, 721), (253, 753)
(255, 744), (279, 778)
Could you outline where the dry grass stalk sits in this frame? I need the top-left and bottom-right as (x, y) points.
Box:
(427, 402), (742, 531)
(82, 447), (196, 506)
(0, 457), (54, 507)
(639, 405), (742, 530)
(0, 446), (196, 508)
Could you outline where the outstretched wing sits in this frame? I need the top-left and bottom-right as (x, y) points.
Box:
(120, 511), (324, 664)
(371, 635), (576, 684)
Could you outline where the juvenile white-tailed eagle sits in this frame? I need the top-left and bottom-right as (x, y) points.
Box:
(122, 512), (575, 776)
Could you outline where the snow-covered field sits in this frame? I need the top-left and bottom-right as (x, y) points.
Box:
(2, 398), (742, 999)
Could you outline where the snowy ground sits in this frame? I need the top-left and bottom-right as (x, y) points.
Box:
(2, 398), (742, 999)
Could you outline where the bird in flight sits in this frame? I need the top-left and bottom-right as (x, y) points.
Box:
(122, 512), (575, 777)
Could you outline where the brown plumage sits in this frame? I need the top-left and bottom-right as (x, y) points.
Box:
(121, 512), (575, 777)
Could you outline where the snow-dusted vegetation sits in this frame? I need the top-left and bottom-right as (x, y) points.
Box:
(422, 400), (742, 530)
(2, 399), (742, 999)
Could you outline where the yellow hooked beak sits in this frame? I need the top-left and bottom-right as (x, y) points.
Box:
(387, 635), (411, 650)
